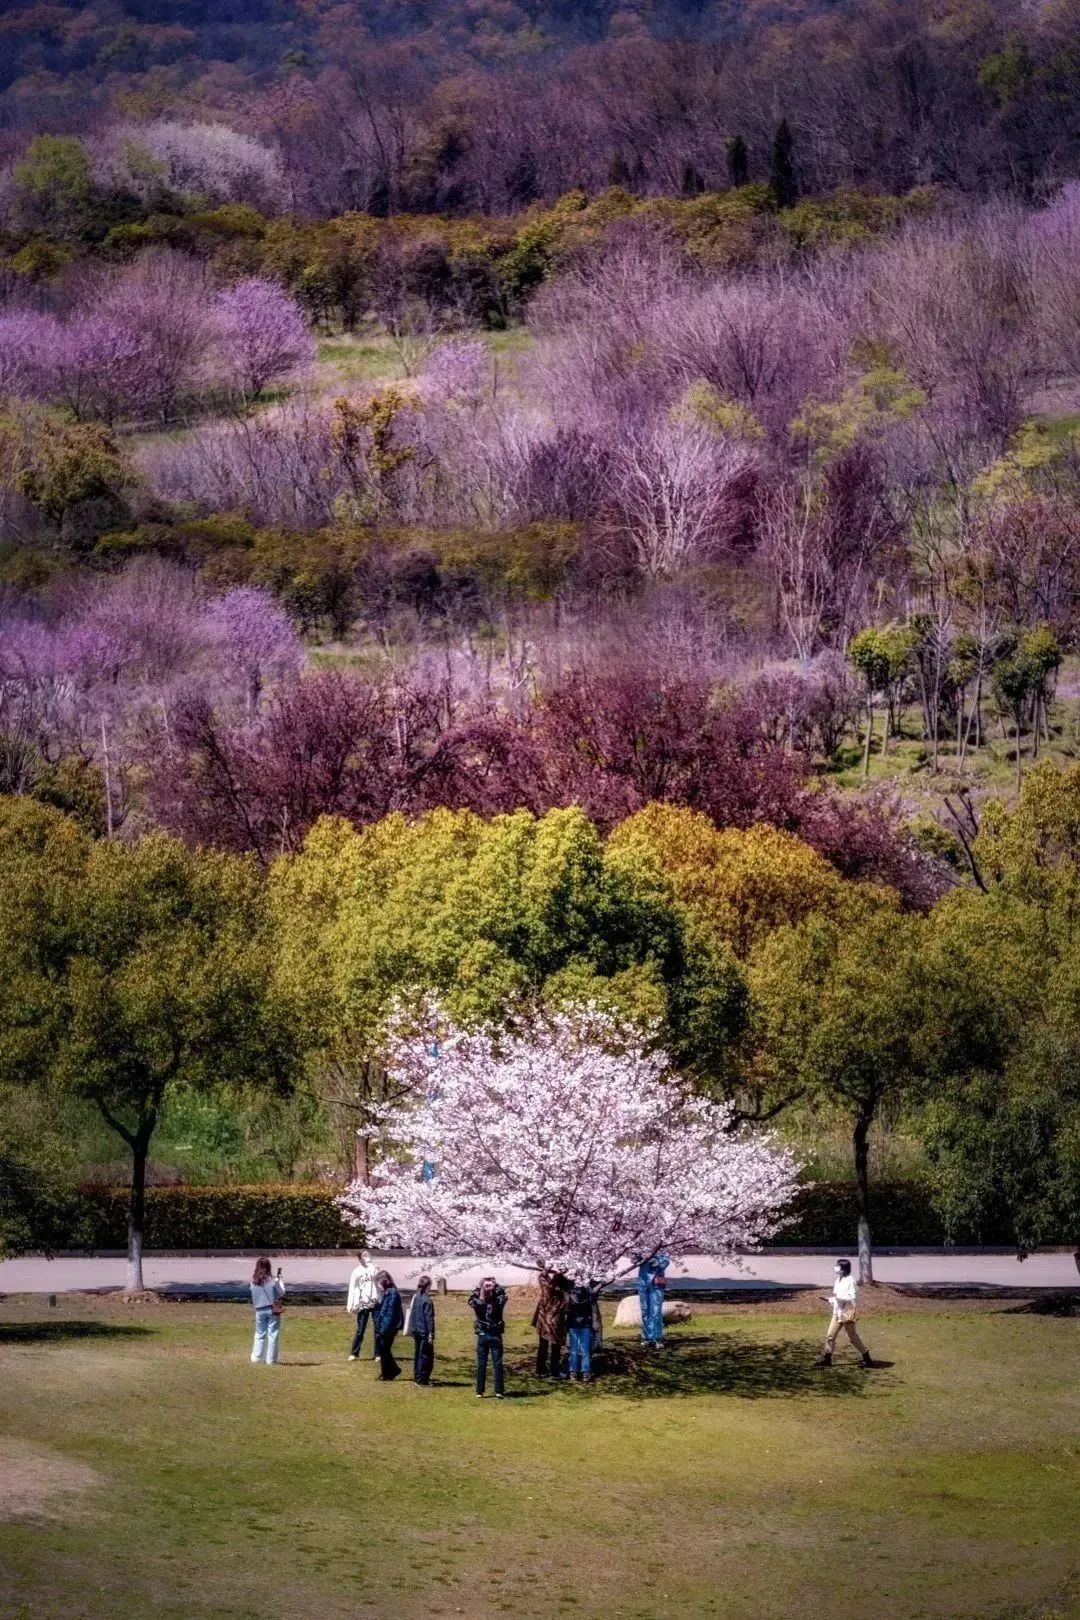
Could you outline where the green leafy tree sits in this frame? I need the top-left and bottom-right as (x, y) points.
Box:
(0, 403), (132, 551)
(849, 628), (892, 780)
(269, 807), (747, 1178)
(13, 135), (94, 237)
(748, 904), (927, 1281)
(0, 801), (302, 1289)
(992, 626), (1061, 790)
(919, 777), (1080, 1271)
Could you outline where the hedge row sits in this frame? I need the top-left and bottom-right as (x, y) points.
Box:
(775, 1180), (1011, 1248)
(77, 1184), (356, 1251)
(69, 1179), (1012, 1253)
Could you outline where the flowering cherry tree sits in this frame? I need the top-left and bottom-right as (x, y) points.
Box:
(337, 1007), (799, 1280)
(215, 279), (316, 398)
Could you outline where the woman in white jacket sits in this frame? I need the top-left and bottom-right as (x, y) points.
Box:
(250, 1257), (285, 1365)
(347, 1250), (381, 1362)
(818, 1259), (872, 1367)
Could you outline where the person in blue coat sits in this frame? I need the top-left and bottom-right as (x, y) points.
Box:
(637, 1250), (670, 1348)
(373, 1270), (405, 1380)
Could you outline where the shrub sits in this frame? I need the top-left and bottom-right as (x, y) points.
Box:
(56, 1178), (1031, 1253)
(770, 1180), (1017, 1248)
(76, 1183), (355, 1250)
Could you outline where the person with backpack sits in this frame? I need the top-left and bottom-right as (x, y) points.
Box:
(532, 1269), (570, 1380)
(346, 1249), (381, 1362)
(250, 1257), (285, 1365)
(405, 1274), (436, 1386)
(566, 1277), (597, 1383)
(817, 1259), (873, 1368)
(468, 1276), (507, 1398)
(373, 1270), (405, 1380)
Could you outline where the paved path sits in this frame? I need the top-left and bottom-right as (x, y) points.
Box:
(1, 1250), (1076, 1298)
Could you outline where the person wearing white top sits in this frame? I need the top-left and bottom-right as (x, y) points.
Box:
(346, 1250), (382, 1362)
(817, 1259), (872, 1367)
(249, 1256), (285, 1364)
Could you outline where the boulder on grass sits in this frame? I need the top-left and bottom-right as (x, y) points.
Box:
(613, 1295), (692, 1329)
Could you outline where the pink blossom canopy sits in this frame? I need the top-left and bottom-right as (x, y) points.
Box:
(338, 1008), (799, 1280)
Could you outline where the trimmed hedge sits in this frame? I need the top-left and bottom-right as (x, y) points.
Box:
(77, 1184), (356, 1251)
(773, 1180), (983, 1248)
(66, 1178), (1014, 1253)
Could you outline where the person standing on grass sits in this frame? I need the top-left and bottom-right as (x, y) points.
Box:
(405, 1274), (435, 1386)
(637, 1250), (670, 1348)
(469, 1276), (507, 1398)
(373, 1270), (405, 1381)
(532, 1269), (569, 1380)
(817, 1259), (873, 1368)
(250, 1257), (285, 1365)
(566, 1277), (596, 1383)
(346, 1249), (381, 1362)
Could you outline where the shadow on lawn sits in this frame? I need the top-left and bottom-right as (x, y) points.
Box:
(0, 1320), (152, 1345)
(1002, 1291), (1080, 1317)
(577, 1332), (891, 1401)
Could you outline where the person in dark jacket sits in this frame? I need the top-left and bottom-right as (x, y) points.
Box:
(567, 1278), (597, 1382)
(373, 1270), (405, 1380)
(468, 1276), (507, 1398)
(405, 1274), (436, 1386)
(532, 1269), (570, 1379)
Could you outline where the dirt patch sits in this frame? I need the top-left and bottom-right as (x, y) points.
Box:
(0, 1440), (102, 1522)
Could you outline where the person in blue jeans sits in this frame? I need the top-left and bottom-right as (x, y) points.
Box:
(373, 1270), (405, 1380)
(469, 1277), (507, 1397)
(250, 1256), (285, 1365)
(637, 1250), (670, 1348)
(405, 1274), (436, 1386)
(567, 1279), (596, 1382)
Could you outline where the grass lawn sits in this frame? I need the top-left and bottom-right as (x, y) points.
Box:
(1, 1292), (1078, 1620)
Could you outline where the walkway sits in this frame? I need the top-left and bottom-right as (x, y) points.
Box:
(1, 1249), (1076, 1298)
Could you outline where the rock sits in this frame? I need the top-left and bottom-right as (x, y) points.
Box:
(613, 1295), (691, 1328)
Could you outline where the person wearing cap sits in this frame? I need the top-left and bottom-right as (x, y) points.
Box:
(817, 1259), (873, 1367)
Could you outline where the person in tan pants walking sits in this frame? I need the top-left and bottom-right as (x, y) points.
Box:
(817, 1259), (873, 1367)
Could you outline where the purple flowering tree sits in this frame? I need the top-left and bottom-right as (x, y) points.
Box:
(203, 586), (304, 715)
(214, 278), (316, 399)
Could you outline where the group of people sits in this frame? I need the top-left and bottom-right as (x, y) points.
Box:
(248, 1250), (874, 1379)
(345, 1253), (515, 1394)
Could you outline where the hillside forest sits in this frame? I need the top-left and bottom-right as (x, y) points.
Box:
(3, 0), (1080, 1278)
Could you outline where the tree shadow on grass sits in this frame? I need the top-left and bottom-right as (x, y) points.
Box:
(1001, 1291), (1080, 1317)
(0, 1320), (152, 1345)
(576, 1332), (894, 1401)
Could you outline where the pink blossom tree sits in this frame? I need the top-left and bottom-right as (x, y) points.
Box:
(214, 278), (316, 399)
(338, 1007), (799, 1279)
(203, 586), (304, 716)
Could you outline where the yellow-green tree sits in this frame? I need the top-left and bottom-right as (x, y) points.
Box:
(606, 804), (887, 959)
(269, 806), (747, 1176)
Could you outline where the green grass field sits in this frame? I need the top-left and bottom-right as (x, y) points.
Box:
(1, 1293), (1078, 1619)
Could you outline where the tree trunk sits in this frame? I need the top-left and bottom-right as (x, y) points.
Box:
(127, 1131), (151, 1292)
(1015, 712), (1023, 794)
(100, 715), (114, 839)
(354, 1127), (370, 1185)
(862, 698), (874, 781)
(853, 1111), (874, 1285)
